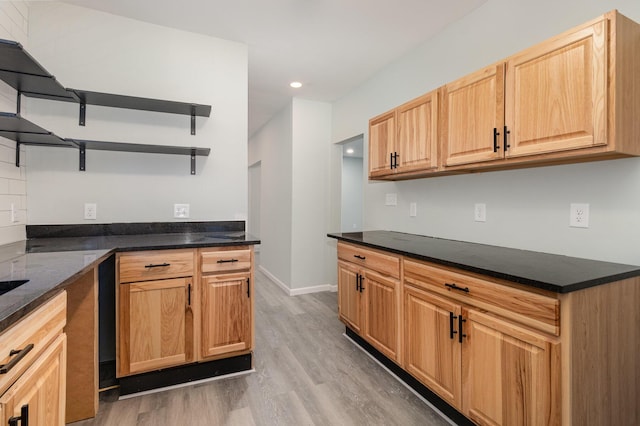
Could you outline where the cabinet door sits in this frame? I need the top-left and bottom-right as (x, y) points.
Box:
(505, 18), (607, 158)
(404, 285), (461, 408)
(0, 334), (66, 426)
(369, 110), (396, 178)
(396, 90), (439, 173)
(443, 64), (505, 166)
(118, 277), (193, 376)
(362, 270), (400, 362)
(462, 309), (559, 426)
(337, 261), (363, 333)
(201, 272), (252, 358)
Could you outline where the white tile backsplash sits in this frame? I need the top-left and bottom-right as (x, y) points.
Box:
(0, 2), (28, 245)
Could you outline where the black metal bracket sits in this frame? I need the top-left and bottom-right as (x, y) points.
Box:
(191, 148), (196, 175)
(16, 91), (21, 115)
(190, 106), (196, 135)
(15, 141), (20, 168)
(79, 102), (86, 126)
(79, 142), (86, 171)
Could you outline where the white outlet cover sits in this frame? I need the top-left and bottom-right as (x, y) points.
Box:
(174, 204), (190, 218)
(84, 203), (97, 220)
(570, 203), (589, 228)
(474, 203), (486, 222)
(385, 193), (397, 206)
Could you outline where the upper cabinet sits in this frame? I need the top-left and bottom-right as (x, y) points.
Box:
(369, 90), (438, 179)
(370, 10), (640, 180)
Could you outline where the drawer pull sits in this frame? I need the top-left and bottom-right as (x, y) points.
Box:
(0, 344), (34, 374)
(8, 404), (29, 426)
(444, 283), (470, 293)
(216, 259), (239, 264)
(144, 263), (171, 268)
(353, 255), (366, 260)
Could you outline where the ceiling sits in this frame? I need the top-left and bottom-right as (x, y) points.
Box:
(60, 0), (487, 136)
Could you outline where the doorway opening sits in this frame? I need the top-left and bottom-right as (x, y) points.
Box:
(338, 135), (364, 232)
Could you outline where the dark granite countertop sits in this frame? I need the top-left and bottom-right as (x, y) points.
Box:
(328, 231), (640, 293)
(0, 222), (260, 333)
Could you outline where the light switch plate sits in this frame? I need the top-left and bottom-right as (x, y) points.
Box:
(409, 202), (417, 217)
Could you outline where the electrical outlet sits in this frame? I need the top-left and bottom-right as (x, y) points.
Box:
(474, 203), (486, 222)
(385, 193), (397, 206)
(570, 203), (589, 228)
(174, 204), (190, 218)
(84, 203), (97, 220)
(409, 202), (417, 217)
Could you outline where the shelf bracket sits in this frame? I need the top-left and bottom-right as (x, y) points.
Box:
(79, 142), (86, 171)
(15, 141), (20, 168)
(190, 106), (196, 135)
(79, 102), (86, 126)
(191, 148), (196, 175)
(16, 91), (21, 115)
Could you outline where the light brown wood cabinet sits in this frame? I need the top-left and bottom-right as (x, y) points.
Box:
(369, 90), (439, 179)
(199, 247), (254, 360)
(371, 10), (640, 180)
(117, 246), (255, 376)
(337, 242), (401, 363)
(0, 292), (67, 426)
(404, 259), (560, 426)
(117, 249), (196, 376)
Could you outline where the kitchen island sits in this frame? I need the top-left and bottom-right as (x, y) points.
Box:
(0, 221), (259, 423)
(328, 231), (640, 426)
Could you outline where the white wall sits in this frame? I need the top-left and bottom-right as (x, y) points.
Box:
(290, 98), (332, 290)
(248, 103), (293, 286)
(23, 2), (248, 224)
(0, 2), (29, 244)
(341, 156), (363, 232)
(331, 0), (640, 266)
(249, 98), (332, 292)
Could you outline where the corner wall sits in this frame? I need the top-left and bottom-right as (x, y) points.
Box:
(331, 0), (640, 266)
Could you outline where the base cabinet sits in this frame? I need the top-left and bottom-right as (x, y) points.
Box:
(0, 292), (67, 426)
(201, 272), (252, 358)
(118, 277), (193, 376)
(337, 243), (401, 363)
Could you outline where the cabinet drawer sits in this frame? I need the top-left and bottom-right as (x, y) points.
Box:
(404, 259), (560, 336)
(200, 248), (252, 273)
(338, 242), (400, 279)
(118, 249), (194, 283)
(0, 291), (66, 396)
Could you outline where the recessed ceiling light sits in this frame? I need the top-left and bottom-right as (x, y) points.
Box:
(346, 148), (355, 154)
(290, 81), (302, 88)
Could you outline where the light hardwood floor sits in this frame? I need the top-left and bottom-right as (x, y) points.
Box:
(71, 269), (450, 426)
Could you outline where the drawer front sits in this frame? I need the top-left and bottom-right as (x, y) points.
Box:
(0, 291), (66, 395)
(201, 248), (252, 273)
(119, 249), (194, 283)
(404, 259), (560, 336)
(338, 242), (400, 279)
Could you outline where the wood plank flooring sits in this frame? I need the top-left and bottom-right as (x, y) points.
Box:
(70, 269), (450, 426)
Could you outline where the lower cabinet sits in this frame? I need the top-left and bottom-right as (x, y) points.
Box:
(118, 277), (194, 376)
(336, 243), (401, 363)
(403, 269), (560, 426)
(201, 272), (252, 358)
(117, 246), (255, 379)
(0, 335), (66, 426)
(0, 292), (67, 426)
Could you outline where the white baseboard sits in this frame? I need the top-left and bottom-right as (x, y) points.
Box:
(258, 265), (337, 296)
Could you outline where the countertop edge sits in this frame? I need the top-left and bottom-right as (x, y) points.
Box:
(327, 232), (640, 294)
